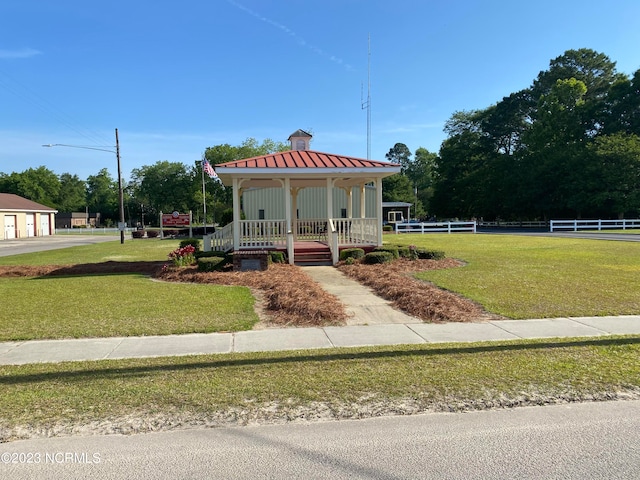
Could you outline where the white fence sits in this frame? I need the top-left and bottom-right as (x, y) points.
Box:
(55, 227), (134, 235)
(395, 221), (476, 234)
(478, 221), (548, 228)
(550, 219), (640, 232)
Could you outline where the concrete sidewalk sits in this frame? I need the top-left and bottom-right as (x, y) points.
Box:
(300, 266), (418, 325)
(1, 316), (639, 365)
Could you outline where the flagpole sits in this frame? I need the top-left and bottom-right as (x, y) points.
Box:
(201, 157), (207, 235)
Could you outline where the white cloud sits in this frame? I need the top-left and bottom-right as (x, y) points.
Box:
(0, 48), (42, 59)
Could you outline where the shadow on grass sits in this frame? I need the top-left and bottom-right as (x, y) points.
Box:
(5, 261), (166, 279)
(2, 336), (639, 386)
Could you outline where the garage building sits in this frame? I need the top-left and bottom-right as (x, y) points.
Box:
(0, 193), (57, 239)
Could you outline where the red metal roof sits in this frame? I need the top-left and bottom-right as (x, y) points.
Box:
(216, 150), (397, 170)
(0, 193), (57, 211)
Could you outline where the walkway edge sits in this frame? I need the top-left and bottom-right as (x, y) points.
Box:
(1, 316), (639, 366)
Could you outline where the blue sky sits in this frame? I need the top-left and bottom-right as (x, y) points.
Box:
(1, 0), (639, 181)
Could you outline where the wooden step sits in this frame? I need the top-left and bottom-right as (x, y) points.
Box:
(294, 248), (332, 266)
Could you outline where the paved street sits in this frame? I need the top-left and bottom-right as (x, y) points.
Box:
(0, 235), (121, 257)
(2, 400), (639, 479)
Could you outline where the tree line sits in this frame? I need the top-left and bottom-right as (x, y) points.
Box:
(3, 49), (638, 224)
(382, 49), (640, 221)
(427, 48), (640, 220)
(0, 138), (287, 227)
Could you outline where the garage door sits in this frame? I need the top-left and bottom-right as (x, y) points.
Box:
(40, 214), (50, 236)
(26, 213), (35, 237)
(4, 215), (16, 239)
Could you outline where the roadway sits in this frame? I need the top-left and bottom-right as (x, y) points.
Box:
(0, 235), (121, 257)
(477, 228), (640, 242)
(1, 400), (638, 479)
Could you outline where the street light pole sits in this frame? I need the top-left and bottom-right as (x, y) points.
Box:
(115, 128), (125, 244)
(42, 128), (126, 244)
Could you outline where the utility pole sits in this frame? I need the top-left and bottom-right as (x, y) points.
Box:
(116, 128), (125, 244)
(361, 34), (371, 160)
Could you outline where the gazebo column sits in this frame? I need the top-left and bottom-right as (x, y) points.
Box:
(375, 177), (383, 245)
(346, 187), (353, 219)
(291, 187), (300, 240)
(284, 177), (294, 264)
(359, 183), (366, 218)
(326, 177), (334, 223)
(232, 177), (241, 250)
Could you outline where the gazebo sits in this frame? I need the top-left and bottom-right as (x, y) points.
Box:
(210, 130), (400, 265)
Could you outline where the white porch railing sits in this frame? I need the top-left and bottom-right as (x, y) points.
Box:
(208, 223), (234, 252)
(550, 219), (640, 232)
(208, 218), (378, 257)
(238, 220), (287, 249)
(334, 218), (378, 244)
(294, 218), (327, 241)
(395, 221), (477, 234)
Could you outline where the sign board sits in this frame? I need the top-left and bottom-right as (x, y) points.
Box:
(118, 222), (127, 231)
(162, 212), (191, 227)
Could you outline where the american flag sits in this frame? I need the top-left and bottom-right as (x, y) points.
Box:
(203, 159), (218, 179)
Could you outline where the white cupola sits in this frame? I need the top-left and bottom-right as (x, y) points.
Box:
(287, 129), (312, 151)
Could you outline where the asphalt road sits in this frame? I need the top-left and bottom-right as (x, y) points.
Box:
(0, 235), (121, 257)
(477, 229), (640, 242)
(2, 400), (639, 479)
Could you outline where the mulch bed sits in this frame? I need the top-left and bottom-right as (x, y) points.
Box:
(154, 264), (348, 327)
(338, 258), (500, 323)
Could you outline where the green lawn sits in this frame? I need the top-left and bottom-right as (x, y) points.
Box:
(0, 240), (258, 341)
(391, 234), (640, 319)
(1, 336), (638, 435)
(0, 274), (257, 341)
(1, 235), (640, 341)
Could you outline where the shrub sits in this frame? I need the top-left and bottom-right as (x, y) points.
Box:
(197, 256), (226, 272)
(269, 251), (286, 263)
(373, 245), (399, 259)
(340, 248), (365, 261)
(415, 249), (445, 260)
(163, 229), (178, 237)
(146, 230), (159, 238)
(363, 251), (394, 264)
(383, 225), (393, 232)
(179, 238), (201, 252)
(131, 230), (145, 239)
(168, 245), (196, 266)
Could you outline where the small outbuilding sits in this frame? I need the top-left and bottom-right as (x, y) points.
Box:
(0, 193), (57, 239)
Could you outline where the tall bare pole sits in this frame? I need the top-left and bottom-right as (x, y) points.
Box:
(361, 34), (371, 159)
(116, 128), (125, 244)
(201, 156), (207, 235)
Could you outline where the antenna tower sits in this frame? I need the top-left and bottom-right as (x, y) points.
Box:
(361, 34), (371, 159)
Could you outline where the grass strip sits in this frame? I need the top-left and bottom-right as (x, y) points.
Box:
(392, 234), (640, 319)
(0, 274), (258, 341)
(1, 336), (639, 439)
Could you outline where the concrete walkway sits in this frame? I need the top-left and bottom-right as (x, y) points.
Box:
(300, 266), (418, 325)
(1, 316), (639, 365)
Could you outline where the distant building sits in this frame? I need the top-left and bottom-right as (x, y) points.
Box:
(0, 193), (57, 239)
(55, 212), (101, 229)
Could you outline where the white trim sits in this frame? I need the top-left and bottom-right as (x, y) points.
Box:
(216, 167), (399, 176)
(0, 208), (57, 213)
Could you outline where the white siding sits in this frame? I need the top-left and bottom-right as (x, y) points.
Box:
(243, 186), (376, 220)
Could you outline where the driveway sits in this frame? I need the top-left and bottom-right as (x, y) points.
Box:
(0, 235), (121, 257)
